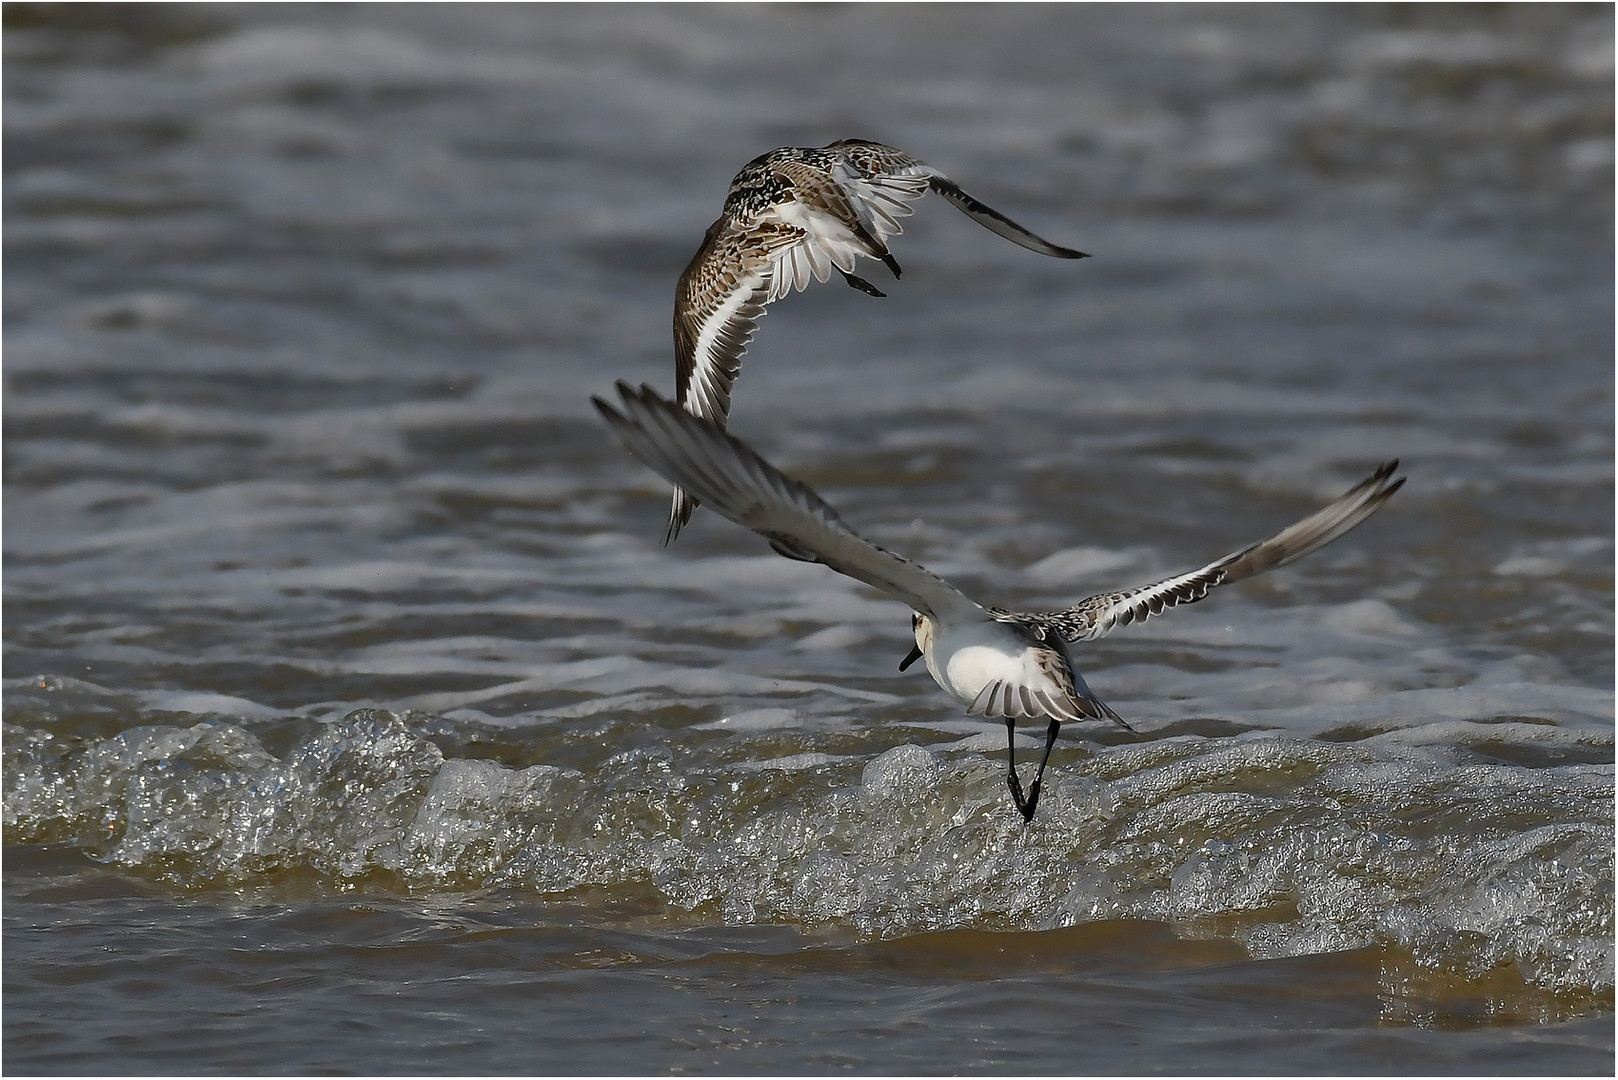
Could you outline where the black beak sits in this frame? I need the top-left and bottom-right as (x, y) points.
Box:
(899, 644), (924, 672)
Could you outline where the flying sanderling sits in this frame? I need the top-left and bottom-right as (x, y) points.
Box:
(668, 138), (1087, 544)
(594, 382), (1405, 821)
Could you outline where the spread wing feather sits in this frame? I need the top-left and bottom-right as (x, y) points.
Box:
(764, 159), (892, 300)
(668, 221), (804, 543)
(597, 383), (987, 626)
(828, 139), (1087, 259)
(925, 174), (1088, 259)
(1031, 461), (1404, 642)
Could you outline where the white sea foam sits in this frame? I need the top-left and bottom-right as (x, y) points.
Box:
(5, 709), (1609, 999)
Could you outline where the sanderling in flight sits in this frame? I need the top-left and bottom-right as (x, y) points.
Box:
(594, 382), (1405, 821)
(668, 138), (1087, 544)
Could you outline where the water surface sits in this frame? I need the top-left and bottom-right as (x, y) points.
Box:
(4, 4), (1612, 1073)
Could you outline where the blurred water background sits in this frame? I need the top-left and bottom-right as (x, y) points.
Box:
(4, 3), (1613, 1073)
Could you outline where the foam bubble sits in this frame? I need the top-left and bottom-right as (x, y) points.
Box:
(3, 710), (1610, 1002)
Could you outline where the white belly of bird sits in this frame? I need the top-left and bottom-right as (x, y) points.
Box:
(926, 627), (1055, 709)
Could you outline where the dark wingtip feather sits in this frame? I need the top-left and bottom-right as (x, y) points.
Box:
(926, 175), (1088, 260)
(663, 490), (697, 546)
(840, 270), (887, 297)
(596, 383), (702, 546)
(590, 391), (628, 432)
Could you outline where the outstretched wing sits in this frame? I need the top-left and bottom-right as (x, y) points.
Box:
(596, 382), (986, 625)
(925, 174), (1088, 259)
(674, 219), (802, 426)
(828, 139), (1088, 259)
(1031, 461), (1405, 642)
(822, 145), (933, 250)
(668, 220), (804, 543)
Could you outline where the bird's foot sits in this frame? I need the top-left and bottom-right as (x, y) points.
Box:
(1006, 771), (1040, 822)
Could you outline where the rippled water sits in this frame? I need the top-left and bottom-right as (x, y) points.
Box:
(4, 4), (1613, 1073)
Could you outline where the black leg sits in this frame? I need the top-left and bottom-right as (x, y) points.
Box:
(838, 269), (886, 297)
(1005, 718), (1034, 821)
(1021, 718), (1062, 821)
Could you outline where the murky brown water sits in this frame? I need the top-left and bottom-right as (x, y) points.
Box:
(5, 4), (1612, 1073)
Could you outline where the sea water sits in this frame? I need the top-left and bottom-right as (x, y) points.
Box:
(5, 4), (1611, 1072)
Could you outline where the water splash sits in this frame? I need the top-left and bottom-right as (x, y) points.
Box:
(6, 708), (1609, 1003)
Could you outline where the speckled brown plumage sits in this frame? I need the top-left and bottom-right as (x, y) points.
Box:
(664, 139), (1087, 543)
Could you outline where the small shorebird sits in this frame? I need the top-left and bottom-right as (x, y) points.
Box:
(669, 139), (1087, 544)
(595, 383), (1405, 821)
